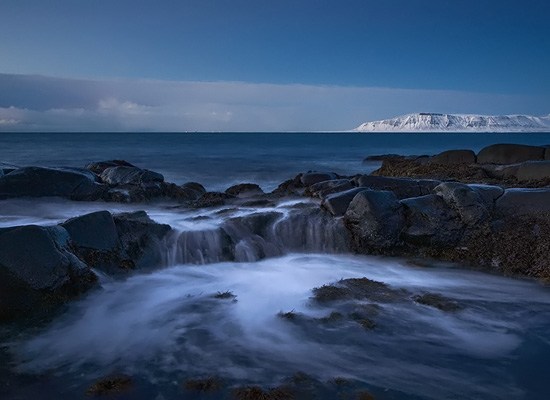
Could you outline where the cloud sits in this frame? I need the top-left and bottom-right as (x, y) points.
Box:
(0, 74), (548, 132)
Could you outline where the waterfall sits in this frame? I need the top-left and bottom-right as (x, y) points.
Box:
(158, 205), (351, 266)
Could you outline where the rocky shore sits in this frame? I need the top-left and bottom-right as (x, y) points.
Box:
(2, 142), (550, 324)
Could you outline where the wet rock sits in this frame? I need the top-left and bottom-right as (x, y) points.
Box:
(495, 188), (550, 216)
(300, 172), (338, 187)
(477, 143), (545, 164)
(193, 192), (236, 208)
(233, 385), (294, 400)
(113, 211), (172, 269)
(515, 161), (550, 181)
(312, 277), (406, 303)
(352, 175), (440, 199)
(480, 163), (521, 180)
(306, 179), (354, 198)
(162, 182), (203, 201)
(212, 291), (237, 301)
(467, 184), (504, 209)
(225, 183), (264, 198)
(413, 293), (462, 312)
(222, 212), (283, 261)
(401, 194), (463, 247)
(321, 188), (367, 216)
(272, 174), (304, 196)
(0, 225), (97, 321)
(434, 182), (489, 225)
(62, 211), (119, 251)
(0, 166), (105, 200)
(344, 190), (405, 250)
(430, 149), (476, 165)
(225, 212), (283, 237)
(0, 162), (18, 176)
(86, 159), (136, 175)
(182, 181), (206, 194)
(272, 207), (350, 253)
(86, 374), (134, 396)
(100, 166), (164, 186)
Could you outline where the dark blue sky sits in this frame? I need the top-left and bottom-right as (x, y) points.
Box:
(0, 0), (549, 131)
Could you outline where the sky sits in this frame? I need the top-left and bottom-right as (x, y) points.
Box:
(0, 0), (549, 131)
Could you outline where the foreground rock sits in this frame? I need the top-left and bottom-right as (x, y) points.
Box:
(344, 190), (404, 251)
(61, 210), (172, 275)
(0, 225), (97, 322)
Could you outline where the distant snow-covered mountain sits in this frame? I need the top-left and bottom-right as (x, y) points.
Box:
(354, 113), (550, 132)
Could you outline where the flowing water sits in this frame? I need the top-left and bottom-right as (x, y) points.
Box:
(2, 133), (550, 399)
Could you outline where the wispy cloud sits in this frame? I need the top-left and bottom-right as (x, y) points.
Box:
(0, 74), (547, 132)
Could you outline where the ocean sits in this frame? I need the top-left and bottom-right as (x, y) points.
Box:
(2, 132), (550, 191)
(1, 132), (550, 400)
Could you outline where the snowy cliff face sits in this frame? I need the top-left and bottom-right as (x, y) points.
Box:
(355, 113), (550, 132)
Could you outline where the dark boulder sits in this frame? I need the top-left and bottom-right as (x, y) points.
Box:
(321, 188), (368, 216)
(305, 179), (354, 198)
(225, 183), (264, 198)
(86, 160), (136, 175)
(434, 182), (489, 225)
(495, 188), (550, 216)
(515, 161), (550, 182)
(353, 175), (440, 199)
(413, 293), (462, 312)
(0, 225), (97, 321)
(182, 182), (206, 194)
(467, 184), (504, 208)
(401, 194), (463, 247)
(344, 190), (405, 250)
(477, 143), (545, 164)
(0, 166), (105, 200)
(300, 172), (338, 187)
(271, 174), (305, 196)
(100, 166), (164, 186)
(430, 149), (476, 165)
(113, 211), (172, 269)
(194, 192), (236, 208)
(162, 183), (203, 202)
(62, 211), (119, 251)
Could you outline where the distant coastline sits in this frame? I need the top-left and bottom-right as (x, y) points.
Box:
(355, 112), (550, 133)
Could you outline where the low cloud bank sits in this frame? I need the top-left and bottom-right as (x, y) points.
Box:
(0, 74), (546, 132)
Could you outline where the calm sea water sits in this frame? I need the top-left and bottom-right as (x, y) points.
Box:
(2, 132), (550, 190)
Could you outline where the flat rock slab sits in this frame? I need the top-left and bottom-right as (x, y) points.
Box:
(495, 188), (550, 216)
(515, 161), (550, 182)
(477, 143), (545, 164)
(430, 149), (476, 165)
(354, 175), (440, 199)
